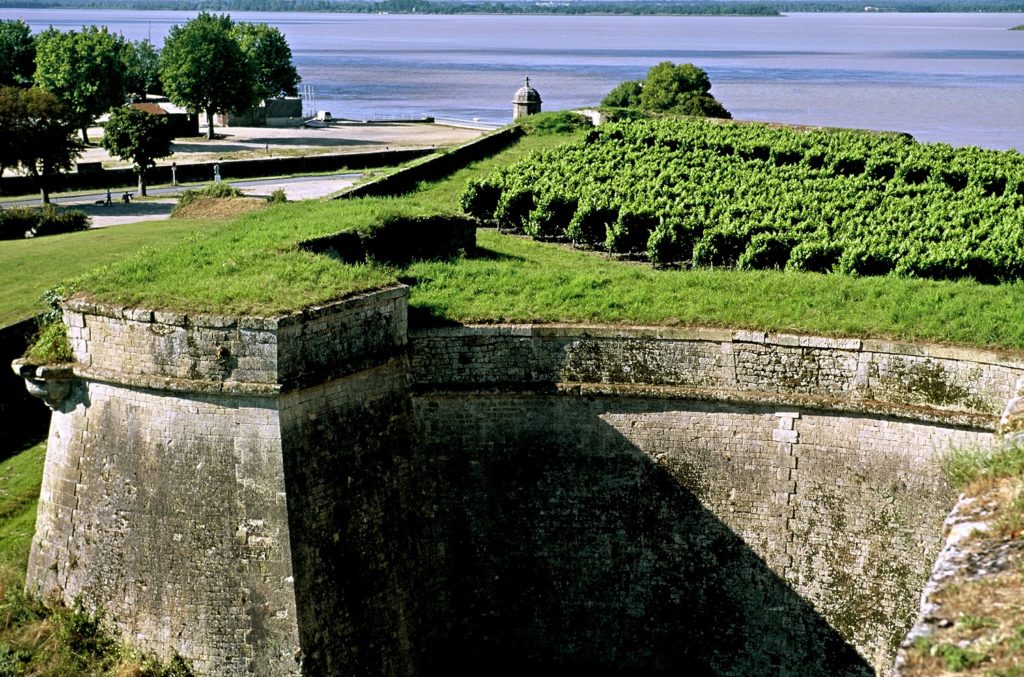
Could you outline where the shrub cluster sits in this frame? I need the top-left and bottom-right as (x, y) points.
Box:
(0, 205), (90, 240)
(299, 215), (475, 266)
(462, 119), (1024, 282)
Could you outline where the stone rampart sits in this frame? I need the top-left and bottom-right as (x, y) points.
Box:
(22, 291), (1024, 675)
(409, 324), (1022, 673)
(26, 287), (428, 676)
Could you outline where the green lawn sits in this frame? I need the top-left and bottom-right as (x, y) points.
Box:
(408, 230), (1024, 351)
(31, 127), (1024, 351)
(0, 218), (227, 326)
(0, 442), (43, 572)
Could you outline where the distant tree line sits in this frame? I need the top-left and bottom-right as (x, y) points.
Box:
(1, 0), (1022, 12)
(0, 0), (782, 14)
(0, 13), (300, 203)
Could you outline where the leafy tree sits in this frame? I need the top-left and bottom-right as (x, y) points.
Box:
(232, 22), (300, 100)
(639, 61), (712, 111)
(161, 13), (257, 140)
(601, 61), (731, 119)
(0, 86), (83, 204)
(0, 86), (20, 189)
(0, 19), (36, 87)
(122, 39), (163, 99)
(601, 79), (643, 108)
(101, 106), (173, 196)
(33, 26), (130, 143)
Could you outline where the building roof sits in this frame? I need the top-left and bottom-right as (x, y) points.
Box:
(513, 77), (542, 105)
(130, 102), (168, 116)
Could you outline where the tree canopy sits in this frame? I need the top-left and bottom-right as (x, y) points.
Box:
(601, 80), (644, 109)
(33, 26), (129, 143)
(0, 19), (36, 88)
(160, 13), (257, 139)
(122, 39), (163, 100)
(0, 86), (83, 204)
(233, 22), (300, 100)
(101, 106), (173, 196)
(601, 62), (731, 119)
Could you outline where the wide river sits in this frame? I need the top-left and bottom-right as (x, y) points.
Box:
(5, 9), (1024, 150)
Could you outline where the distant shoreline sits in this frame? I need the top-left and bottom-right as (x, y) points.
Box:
(3, 0), (1024, 15)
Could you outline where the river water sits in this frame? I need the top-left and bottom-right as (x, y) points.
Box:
(5, 9), (1024, 149)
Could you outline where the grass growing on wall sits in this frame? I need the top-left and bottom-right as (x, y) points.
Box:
(905, 440), (1024, 676)
(70, 199), (403, 315)
(942, 441), (1024, 490)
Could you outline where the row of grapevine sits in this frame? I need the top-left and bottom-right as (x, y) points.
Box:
(461, 119), (1024, 282)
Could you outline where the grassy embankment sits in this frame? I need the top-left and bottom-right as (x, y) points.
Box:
(55, 123), (1024, 352)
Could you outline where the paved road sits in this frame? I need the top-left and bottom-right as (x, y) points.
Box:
(3, 173), (362, 208)
(2, 173), (363, 228)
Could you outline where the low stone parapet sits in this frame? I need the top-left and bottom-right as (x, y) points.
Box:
(411, 324), (1024, 424)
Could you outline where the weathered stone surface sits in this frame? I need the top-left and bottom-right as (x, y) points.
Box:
(414, 392), (986, 675)
(410, 325), (1020, 417)
(26, 305), (1024, 676)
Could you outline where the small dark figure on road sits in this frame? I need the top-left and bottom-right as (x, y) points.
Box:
(105, 188), (112, 206)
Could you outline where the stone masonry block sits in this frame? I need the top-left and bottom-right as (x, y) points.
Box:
(772, 429), (799, 444)
(733, 330), (767, 344)
(122, 308), (153, 323)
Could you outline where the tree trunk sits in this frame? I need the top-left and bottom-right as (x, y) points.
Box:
(32, 168), (49, 205)
(80, 126), (90, 145)
(206, 107), (215, 140)
(138, 170), (147, 197)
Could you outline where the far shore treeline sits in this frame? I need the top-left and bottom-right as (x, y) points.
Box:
(2, 0), (1024, 13)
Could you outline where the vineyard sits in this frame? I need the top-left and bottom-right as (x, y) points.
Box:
(461, 119), (1024, 282)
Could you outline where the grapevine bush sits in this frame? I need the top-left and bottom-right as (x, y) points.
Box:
(462, 119), (1024, 282)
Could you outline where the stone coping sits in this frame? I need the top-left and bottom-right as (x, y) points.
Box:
(64, 284), (409, 329)
(71, 365), (284, 397)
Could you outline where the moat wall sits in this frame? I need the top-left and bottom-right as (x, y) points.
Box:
(23, 287), (1024, 675)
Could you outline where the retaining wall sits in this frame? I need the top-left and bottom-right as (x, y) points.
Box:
(339, 126), (523, 199)
(0, 148), (433, 197)
(410, 325), (1021, 673)
(22, 286), (1024, 675)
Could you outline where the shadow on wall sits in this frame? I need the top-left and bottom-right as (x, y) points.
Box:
(416, 395), (879, 676)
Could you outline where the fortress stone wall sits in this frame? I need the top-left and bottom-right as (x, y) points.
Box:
(21, 287), (1024, 675)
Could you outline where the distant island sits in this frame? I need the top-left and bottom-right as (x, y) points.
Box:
(2, 0), (1024, 14)
(1012, 23), (1024, 28)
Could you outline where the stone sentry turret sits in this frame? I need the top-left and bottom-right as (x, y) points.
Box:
(512, 76), (542, 119)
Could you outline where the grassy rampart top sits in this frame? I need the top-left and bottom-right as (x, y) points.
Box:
(49, 117), (1024, 352)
